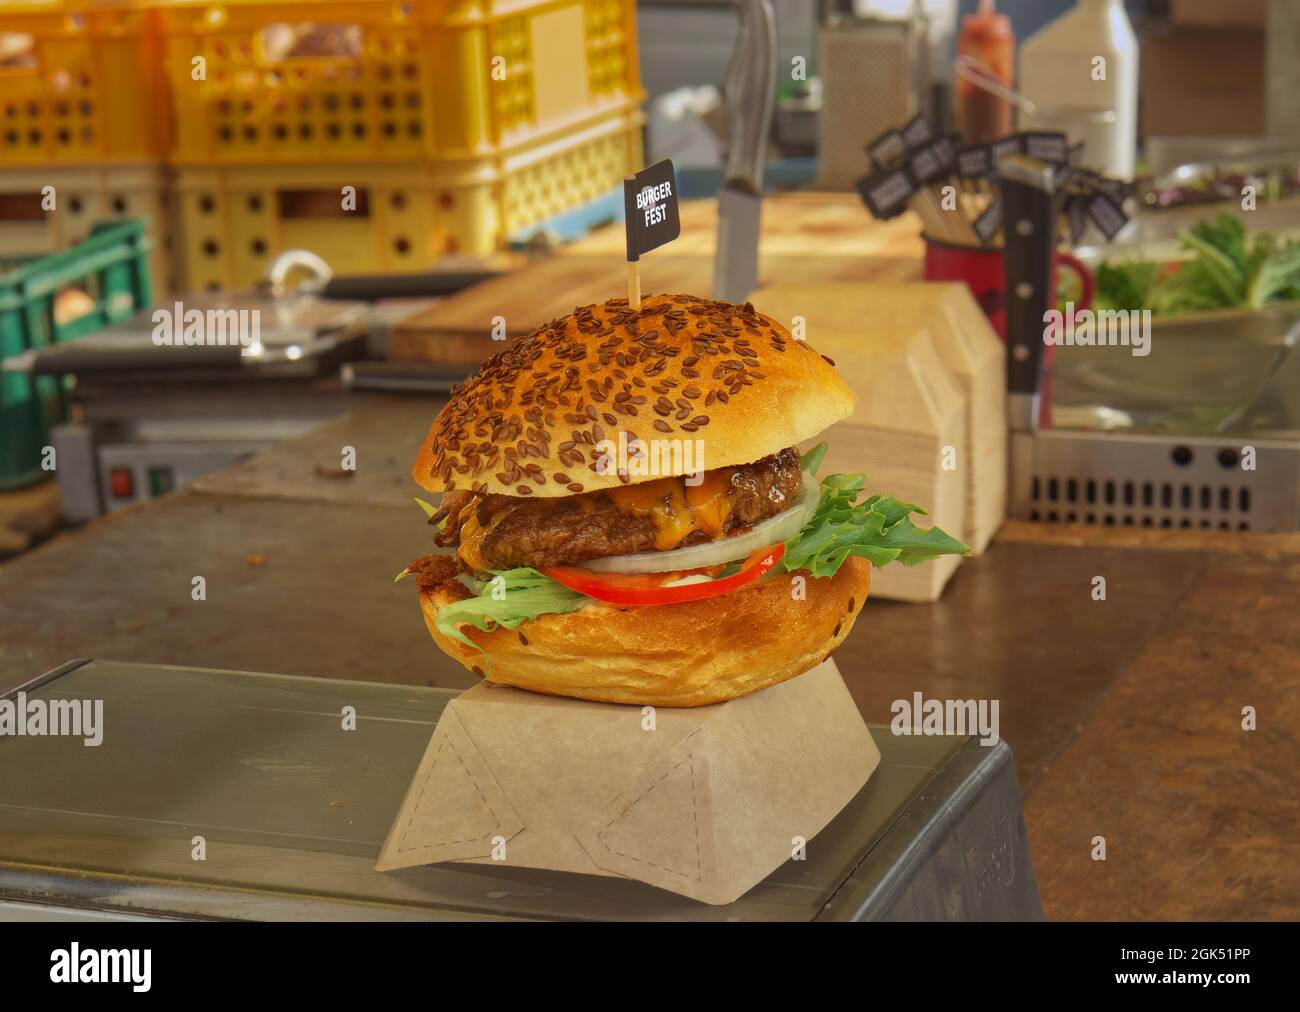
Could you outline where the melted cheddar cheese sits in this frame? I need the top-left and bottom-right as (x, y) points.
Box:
(608, 470), (735, 551)
(456, 509), (498, 571)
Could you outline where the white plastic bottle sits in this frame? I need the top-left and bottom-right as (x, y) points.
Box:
(1018, 0), (1139, 180)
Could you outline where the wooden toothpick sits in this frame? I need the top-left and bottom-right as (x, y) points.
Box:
(627, 260), (641, 310)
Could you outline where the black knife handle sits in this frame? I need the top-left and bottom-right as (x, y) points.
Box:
(998, 156), (1056, 400)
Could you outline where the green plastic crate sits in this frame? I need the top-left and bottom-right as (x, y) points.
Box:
(0, 219), (152, 490)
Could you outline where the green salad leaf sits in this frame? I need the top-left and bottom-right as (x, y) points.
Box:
(1179, 227), (1245, 306)
(1095, 213), (1300, 318)
(1246, 240), (1300, 309)
(800, 441), (828, 476)
(433, 567), (588, 653)
(1095, 259), (1160, 313)
(781, 465), (969, 576)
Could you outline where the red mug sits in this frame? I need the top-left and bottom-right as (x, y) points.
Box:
(922, 239), (1094, 344)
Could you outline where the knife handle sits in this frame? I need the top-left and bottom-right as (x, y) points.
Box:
(722, 0), (776, 193)
(998, 156), (1056, 412)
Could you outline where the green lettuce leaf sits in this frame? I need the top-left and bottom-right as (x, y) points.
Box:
(800, 441), (828, 476)
(434, 568), (589, 656)
(781, 461), (969, 578)
(414, 496), (439, 520)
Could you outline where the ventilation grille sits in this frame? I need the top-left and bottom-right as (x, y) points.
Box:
(1012, 435), (1300, 531)
(1028, 475), (1252, 529)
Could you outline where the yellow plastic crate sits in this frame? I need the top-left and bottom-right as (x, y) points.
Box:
(174, 99), (641, 290)
(0, 160), (175, 294)
(0, 0), (168, 165)
(158, 0), (641, 167)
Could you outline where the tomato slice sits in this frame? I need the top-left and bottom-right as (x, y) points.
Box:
(543, 544), (785, 607)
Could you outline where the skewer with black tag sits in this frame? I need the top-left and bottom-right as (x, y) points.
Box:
(622, 158), (681, 310)
(862, 117), (966, 244)
(897, 116), (960, 243)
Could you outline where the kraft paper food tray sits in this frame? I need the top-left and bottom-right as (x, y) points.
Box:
(377, 659), (880, 906)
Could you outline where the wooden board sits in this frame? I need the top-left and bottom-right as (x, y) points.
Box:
(806, 324), (967, 603)
(753, 282), (1005, 556)
(389, 193), (927, 362)
(565, 191), (927, 259)
(389, 253), (926, 360)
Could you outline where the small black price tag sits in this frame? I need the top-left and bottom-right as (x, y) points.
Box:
(1086, 191), (1129, 240)
(957, 143), (991, 179)
(908, 142), (946, 186)
(856, 165), (917, 220)
(623, 158), (681, 262)
(974, 196), (1002, 245)
(991, 133), (1023, 164)
(900, 113), (934, 151)
(866, 127), (908, 168)
(1020, 131), (1069, 166)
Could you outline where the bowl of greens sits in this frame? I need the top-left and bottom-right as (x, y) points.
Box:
(1094, 213), (1300, 318)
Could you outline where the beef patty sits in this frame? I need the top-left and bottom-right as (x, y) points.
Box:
(431, 446), (803, 570)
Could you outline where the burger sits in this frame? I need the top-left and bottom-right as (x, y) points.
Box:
(399, 293), (966, 707)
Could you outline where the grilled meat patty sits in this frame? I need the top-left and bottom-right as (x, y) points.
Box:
(431, 446), (803, 570)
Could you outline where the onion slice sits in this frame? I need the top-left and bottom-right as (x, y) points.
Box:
(581, 474), (819, 575)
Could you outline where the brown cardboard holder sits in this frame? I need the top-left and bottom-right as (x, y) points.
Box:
(376, 658), (880, 905)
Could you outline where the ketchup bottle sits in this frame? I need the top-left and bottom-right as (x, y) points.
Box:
(956, 0), (1016, 144)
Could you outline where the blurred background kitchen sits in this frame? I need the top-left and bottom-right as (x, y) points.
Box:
(1, 1), (1297, 921)
(3, 0), (1298, 547)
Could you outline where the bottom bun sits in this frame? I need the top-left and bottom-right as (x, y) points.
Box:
(419, 557), (871, 707)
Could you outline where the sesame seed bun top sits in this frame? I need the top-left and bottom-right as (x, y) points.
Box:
(412, 292), (856, 498)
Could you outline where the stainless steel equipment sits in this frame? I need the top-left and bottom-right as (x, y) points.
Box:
(712, 0), (777, 304)
(0, 658), (1043, 922)
(1001, 156), (1300, 532)
(1010, 428), (1300, 531)
(1, 246), (495, 522)
(1018, 311), (1300, 532)
(816, 11), (930, 191)
(51, 387), (356, 523)
(13, 288), (371, 522)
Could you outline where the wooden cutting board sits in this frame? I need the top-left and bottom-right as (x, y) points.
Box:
(819, 329), (966, 603)
(565, 190), (927, 258)
(752, 282), (1006, 557)
(388, 193), (927, 361)
(749, 283), (971, 601)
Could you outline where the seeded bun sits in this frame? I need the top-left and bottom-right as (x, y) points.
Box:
(420, 557), (871, 707)
(412, 293), (855, 498)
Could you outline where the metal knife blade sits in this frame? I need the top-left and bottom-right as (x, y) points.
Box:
(711, 0), (776, 304)
(714, 184), (763, 304)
